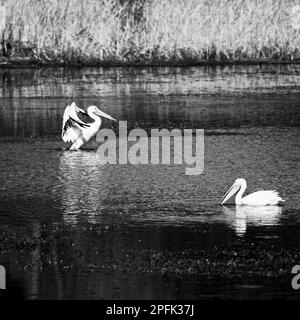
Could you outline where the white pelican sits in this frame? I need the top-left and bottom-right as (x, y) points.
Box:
(220, 178), (284, 206)
(62, 102), (116, 150)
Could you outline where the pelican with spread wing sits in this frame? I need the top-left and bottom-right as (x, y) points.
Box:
(62, 102), (116, 150)
(220, 178), (284, 206)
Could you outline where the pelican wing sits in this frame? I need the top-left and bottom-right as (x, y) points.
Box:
(62, 104), (91, 143)
(76, 107), (95, 124)
(62, 117), (90, 143)
(241, 190), (284, 206)
(69, 102), (95, 125)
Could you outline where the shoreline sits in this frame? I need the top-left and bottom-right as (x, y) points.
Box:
(1, 1), (300, 70)
(1, 57), (300, 69)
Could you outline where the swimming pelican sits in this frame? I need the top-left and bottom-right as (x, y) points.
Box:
(220, 178), (284, 206)
(62, 102), (116, 150)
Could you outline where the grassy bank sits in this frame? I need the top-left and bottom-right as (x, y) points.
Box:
(1, 0), (300, 65)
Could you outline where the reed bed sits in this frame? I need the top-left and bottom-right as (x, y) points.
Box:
(1, 0), (300, 65)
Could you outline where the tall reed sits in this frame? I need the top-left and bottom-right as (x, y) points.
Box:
(1, 0), (300, 64)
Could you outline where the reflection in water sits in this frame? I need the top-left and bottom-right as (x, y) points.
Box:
(59, 151), (106, 224)
(2, 65), (300, 98)
(128, 204), (283, 238)
(1, 65), (300, 139)
(0, 66), (299, 299)
(28, 222), (41, 299)
(222, 206), (282, 236)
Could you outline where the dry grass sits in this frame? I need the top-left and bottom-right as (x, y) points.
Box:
(1, 0), (300, 64)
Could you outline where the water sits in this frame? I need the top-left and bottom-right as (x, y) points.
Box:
(0, 65), (299, 300)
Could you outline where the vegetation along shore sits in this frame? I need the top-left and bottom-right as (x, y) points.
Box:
(1, 0), (300, 66)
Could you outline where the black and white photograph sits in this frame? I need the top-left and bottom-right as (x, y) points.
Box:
(0, 0), (299, 308)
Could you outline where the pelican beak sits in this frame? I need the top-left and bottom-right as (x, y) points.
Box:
(220, 182), (240, 205)
(95, 109), (116, 121)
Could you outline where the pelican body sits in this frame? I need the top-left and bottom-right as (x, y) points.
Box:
(62, 102), (116, 150)
(220, 178), (284, 206)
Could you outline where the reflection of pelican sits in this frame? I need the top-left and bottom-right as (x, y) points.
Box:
(59, 151), (106, 224)
(220, 178), (284, 206)
(222, 205), (282, 236)
(62, 102), (116, 150)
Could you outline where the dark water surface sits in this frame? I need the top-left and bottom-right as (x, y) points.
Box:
(0, 65), (299, 299)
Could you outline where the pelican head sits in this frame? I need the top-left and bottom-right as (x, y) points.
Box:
(220, 178), (246, 205)
(87, 106), (116, 121)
